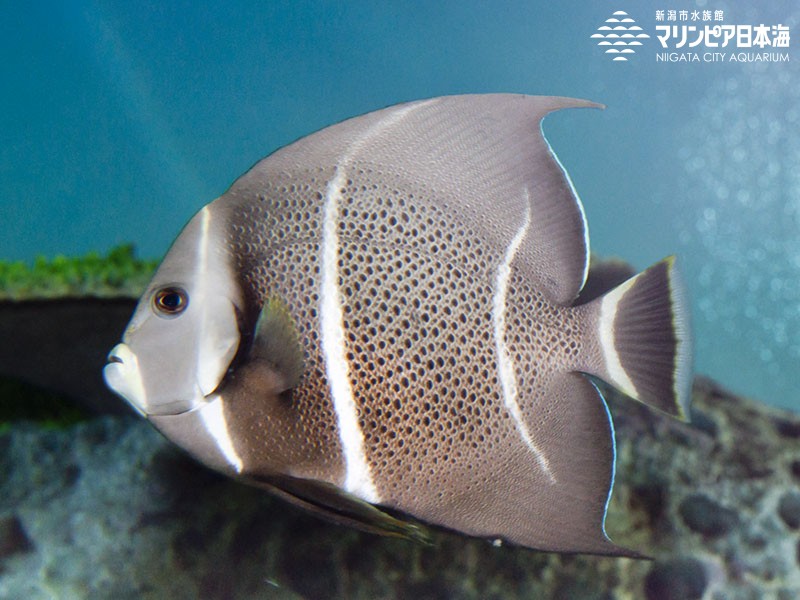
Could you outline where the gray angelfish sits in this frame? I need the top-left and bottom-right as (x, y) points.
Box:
(104, 94), (692, 555)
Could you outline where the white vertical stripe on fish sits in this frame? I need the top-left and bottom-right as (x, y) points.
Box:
(197, 205), (211, 282)
(195, 206), (215, 396)
(320, 166), (381, 503)
(668, 265), (693, 415)
(541, 129), (591, 290)
(194, 205), (238, 399)
(598, 279), (639, 399)
(492, 200), (555, 482)
(200, 394), (244, 473)
(316, 100), (432, 503)
(346, 98), (433, 158)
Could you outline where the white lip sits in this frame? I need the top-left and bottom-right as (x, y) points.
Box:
(104, 343), (209, 417)
(103, 343), (148, 417)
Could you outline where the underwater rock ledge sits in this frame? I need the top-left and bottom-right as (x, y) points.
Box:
(0, 246), (151, 418)
(1, 250), (799, 598)
(1, 376), (798, 599)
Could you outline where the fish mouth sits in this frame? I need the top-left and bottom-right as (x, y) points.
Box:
(103, 343), (148, 417)
(103, 343), (208, 418)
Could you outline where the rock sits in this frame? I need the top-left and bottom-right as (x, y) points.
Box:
(778, 492), (800, 530)
(2, 255), (800, 598)
(773, 417), (800, 439)
(0, 516), (33, 560)
(2, 376), (800, 598)
(0, 298), (136, 416)
(0, 245), (152, 417)
(678, 494), (738, 537)
(644, 558), (707, 600)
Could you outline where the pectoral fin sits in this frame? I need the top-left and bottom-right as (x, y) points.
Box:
(250, 297), (305, 392)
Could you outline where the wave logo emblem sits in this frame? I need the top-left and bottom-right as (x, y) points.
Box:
(591, 10), (650, 61)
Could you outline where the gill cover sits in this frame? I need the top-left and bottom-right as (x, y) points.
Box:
(103, 205), (242, 416)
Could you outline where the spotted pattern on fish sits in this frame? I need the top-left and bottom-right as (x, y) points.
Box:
(103, 95), (692, 556)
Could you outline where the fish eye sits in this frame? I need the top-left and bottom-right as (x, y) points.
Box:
(152, 287), (189, 317)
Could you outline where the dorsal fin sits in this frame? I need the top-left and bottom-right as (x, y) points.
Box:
(232, 94), (602, 304)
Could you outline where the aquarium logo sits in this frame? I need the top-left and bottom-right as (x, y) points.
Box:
(593, 9), (791, 64)
(655, 21), (791, 63)
(591, 11), (650, 62)
(652, 9), (790, 63)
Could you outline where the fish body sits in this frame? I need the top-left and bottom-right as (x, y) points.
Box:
(104, 95), (692, 555)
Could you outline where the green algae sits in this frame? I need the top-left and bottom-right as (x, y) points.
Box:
(0, 244), (157, 300)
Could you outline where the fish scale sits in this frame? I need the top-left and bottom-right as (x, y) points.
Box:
(227, 184), (344, 483)
(103, 94), (692, 555)
(228, 163), (613, 548)
(231, 164), (514, 502)
(333, 176), (511, 501)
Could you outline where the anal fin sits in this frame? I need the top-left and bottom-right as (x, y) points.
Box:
(253, 474), (432, 545)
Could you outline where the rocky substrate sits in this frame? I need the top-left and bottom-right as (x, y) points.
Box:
(1, 376), (799, 599)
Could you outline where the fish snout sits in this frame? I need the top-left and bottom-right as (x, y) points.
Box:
(103, 343), (148, 417)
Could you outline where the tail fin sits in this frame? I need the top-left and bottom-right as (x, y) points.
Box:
(582, 256), (692, 419)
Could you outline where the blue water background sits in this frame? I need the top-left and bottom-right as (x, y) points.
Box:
(1, 1), (798, 408)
